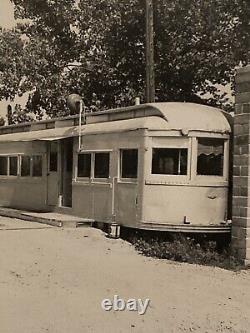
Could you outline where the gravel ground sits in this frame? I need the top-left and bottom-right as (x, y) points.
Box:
(0, 216), (249, 333)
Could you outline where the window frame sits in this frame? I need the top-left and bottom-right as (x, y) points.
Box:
(31, 155), (43, 177)
(151, 147), (188, 176)
(77, 152), (92, 180)
(93, 152), (110, 180)
(20, 154), (43, 178)
(76, 150), (112, 183)
(148, 138), (191, 183)
(8, 155), (18, 177)
(20, 155), (31, 177)
(0, 155), (9, 177)
(0, 154), (19, 178)
(193, 137), (229, 181)
(119, 148), (139, 182)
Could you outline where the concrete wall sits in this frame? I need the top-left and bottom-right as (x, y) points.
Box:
(232, 65), (250, 265)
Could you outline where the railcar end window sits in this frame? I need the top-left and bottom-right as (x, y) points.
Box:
(21, 156), (31, 177)
(94, 153), (110, 178)
(78, 153), (91, 178)
(9, 156), (18, 176)
(152, 148), (188, 175)
(120, 149), (138, 179)
(0, 156), (7, 176)
(197, 138), (224, 176)
(32, 155), (43, 177)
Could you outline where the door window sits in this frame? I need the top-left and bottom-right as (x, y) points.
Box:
(49, 142), (58, 172)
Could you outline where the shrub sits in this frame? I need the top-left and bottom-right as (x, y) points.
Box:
(123, 230), (242, 270)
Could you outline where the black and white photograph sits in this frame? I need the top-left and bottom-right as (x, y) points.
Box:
(0, 0), (249, 332)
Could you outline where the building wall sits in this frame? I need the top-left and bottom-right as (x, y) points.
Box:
(0, 141), (48, 211)
(232, 65), (250, 265)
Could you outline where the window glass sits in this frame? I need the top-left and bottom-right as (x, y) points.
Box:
(197, 138), (224, 176)
(78, 153), (91, 177)
(9, 156), (18, 176)
(0, 156), (7, 175)
(49, 142), (58, 172)
(32, 155), (43, 177)
(94, 153), (110, 178)
(21, 156), (31, 177)
(152, 148), (188, 175)
(120, 149), (138, 178)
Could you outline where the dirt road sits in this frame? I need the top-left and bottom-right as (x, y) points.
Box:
(0, 217), (249, 333)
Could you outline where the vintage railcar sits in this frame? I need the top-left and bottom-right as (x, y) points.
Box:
(0, 102), (232, 232)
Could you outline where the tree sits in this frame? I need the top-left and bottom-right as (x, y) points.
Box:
(0, 0), (248, 122)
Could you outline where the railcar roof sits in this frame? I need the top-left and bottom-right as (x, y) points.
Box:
(0, 102), (231, 142)
(89, 102), (231, 133)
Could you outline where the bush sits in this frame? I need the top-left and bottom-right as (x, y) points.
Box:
(123, 230), (242, 270)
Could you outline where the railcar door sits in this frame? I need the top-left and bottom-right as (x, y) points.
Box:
(114, 148), (139, 226)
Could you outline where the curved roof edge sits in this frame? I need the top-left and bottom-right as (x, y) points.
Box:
(87, 102), (232, 134)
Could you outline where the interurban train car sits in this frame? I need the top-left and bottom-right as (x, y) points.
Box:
(0, 102), (232, 233)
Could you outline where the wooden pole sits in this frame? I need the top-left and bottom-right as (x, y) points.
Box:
(145, 0), (155, 103)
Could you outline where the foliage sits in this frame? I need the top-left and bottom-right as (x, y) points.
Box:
(0, 0), (249, 121)
(0, 116), (5, 126)
(125, 231), (242, 270)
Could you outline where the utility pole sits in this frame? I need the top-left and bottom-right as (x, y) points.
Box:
(145, 0), (155, 103)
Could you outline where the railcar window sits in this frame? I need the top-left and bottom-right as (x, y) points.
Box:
(21, 156), (31, 177)
(78, 153), (91, 178)
(0, 156), (7, 175)
(197, 138), (224, 176)
(152, 148), (188, 175)
(32, 155), (43, 177)
(94, 153), (110, 178)
(120, 149), (138, 178)
(9, 156), (18, 176)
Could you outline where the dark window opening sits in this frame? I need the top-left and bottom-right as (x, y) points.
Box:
(50, 152), (58, 172)
(78, 153), (91, 178)
(152, 148), (188, 175)
(21, 156), (31, 177)
(0, 156), (7, 175)
(197, 138), (224, 176)
(94, 153), (110, 178)
(65, 140), (73, 172)
(9, 156), (17, 176)
(120, 149), (138, 179)
(32, 155), (43, 177)
(49, 143), (58, 172)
